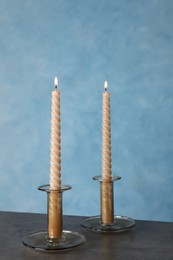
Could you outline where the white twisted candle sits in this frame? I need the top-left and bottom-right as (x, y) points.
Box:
(50, 77), (61, 190)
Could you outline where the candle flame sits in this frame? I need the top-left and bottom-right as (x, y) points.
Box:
(54, 77), (58, 88)
(104, 81), (108, 91)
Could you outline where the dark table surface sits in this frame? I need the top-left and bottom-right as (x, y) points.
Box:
(0, 211), (172, 260)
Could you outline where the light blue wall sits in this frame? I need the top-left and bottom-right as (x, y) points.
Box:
(0, 0), (172, 221)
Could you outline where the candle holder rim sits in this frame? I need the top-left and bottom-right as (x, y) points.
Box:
(38, 184), (72, 192)
(93, 175), (121, 182)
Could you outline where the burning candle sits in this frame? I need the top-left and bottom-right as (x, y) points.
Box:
(48, 77), (62, 239)
(101, 81), (113, 224)
(50, 77), (61, 190)
(102, 81), (112, 180)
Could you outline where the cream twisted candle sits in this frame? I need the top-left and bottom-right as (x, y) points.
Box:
(102, 81), (112, 180)
(101, 81), (114, 224)
(48, 77), (62, 240)
(50, 77), (61, 191)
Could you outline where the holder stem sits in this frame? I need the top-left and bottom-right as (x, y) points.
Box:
(101, 181), (114, 225)
(48, 191), (62, 241)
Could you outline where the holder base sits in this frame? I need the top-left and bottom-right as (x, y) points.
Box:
(81, 215), (135, 233)
(22, 230), (86, 252)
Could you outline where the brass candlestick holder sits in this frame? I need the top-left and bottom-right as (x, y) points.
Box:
(81, 175), (135, 232)
(22, 184), (85, 252)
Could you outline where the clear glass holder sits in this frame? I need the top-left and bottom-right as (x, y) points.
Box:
(80, 175), (135, 233)
(22, 184), (86, 252)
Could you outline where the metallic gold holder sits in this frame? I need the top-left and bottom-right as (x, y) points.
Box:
(81, 175), (135, 233)
(22, 184), (86, 252)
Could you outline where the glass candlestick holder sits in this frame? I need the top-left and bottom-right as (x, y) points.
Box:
(22, 184), (86, 252)
(80, 175), (135, 233)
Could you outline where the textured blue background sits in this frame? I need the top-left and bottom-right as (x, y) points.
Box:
(0, 0), (172, 221)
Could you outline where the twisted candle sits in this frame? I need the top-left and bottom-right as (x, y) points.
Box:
(102, 81), (112, 180)
(50, 77), (61, 190)
(101, 81), (113, 224)
(48, 77), (62, 239)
